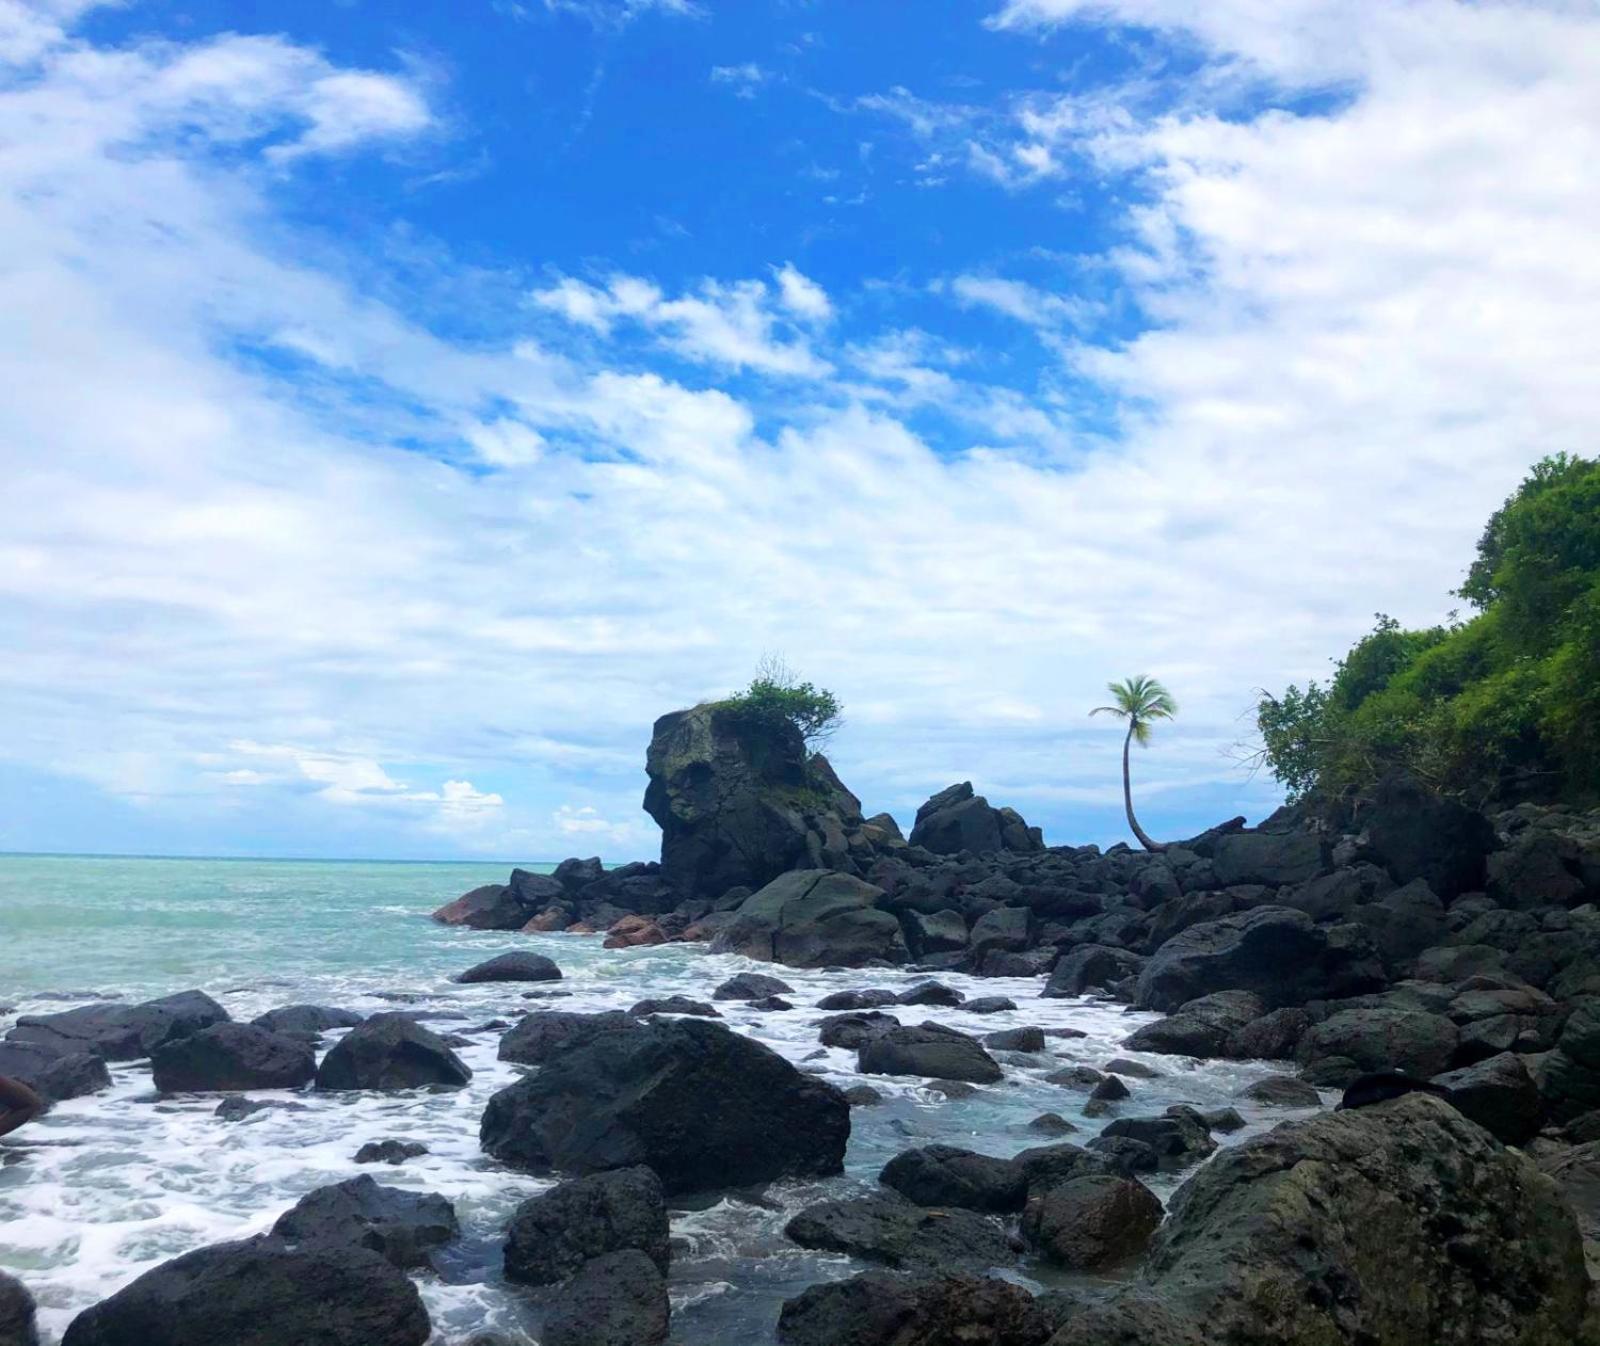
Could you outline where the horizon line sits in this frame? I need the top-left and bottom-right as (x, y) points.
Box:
(0, 848), (649, 867)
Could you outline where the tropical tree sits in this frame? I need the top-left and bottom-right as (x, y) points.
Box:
(1091, 675), (1177, 852)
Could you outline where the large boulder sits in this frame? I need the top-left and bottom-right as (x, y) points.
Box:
(1212, 830), (1329, 887)
(429, 883), (528, 930)
(479, 1017), (849, 1194)
(0, 1271), (37, 1346)
(1123, 990), (1264, 1058)
(540, 1249), (669, 1346)
(251, 1006), (364, 1035)
(455, 952), (561, 984)
(504, 1166), (669, 1285)
(8, 990), (227, 1062)
(497, 1010), (642, 1065)
(1362, 770), (1496, 900)
(907, 783), (1041, 856)
(783, 1193), (1018, 1272)
(644, 702), (867, 898)
(151, 1023), (315, 1093)
(858, 1025), (1003, 1084)
(1136, 907), (1381, 1012)
(58, 1236), (430, 1346)
(1120, 1093), (1588, 1345)
(315, 1013), (471, 1091)
(270, 1176), (458, 1270)
(879, 1145), (1026, 1213)
(713, 870), (909, 968)
(1433, 1051), (1543, 1145)
(1043, 946), (1145, 999)
(776, 1271), (1049, 1346)
(0, 1039), (110, 1104)
(1296, 1007), (1460, 1078)
(1021, 1173), (1162, 1270)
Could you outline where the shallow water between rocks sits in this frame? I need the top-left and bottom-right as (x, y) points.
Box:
(0, 855), (1324, 1344)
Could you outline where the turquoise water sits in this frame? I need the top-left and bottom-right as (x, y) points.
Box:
(0, 854), (1310, 1345)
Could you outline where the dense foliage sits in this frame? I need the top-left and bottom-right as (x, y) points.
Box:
(724, 657), (843, 749)
(1257, 454), (1600, 807)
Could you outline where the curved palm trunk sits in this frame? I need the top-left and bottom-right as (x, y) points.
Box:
(1122, 723), (1166, 852)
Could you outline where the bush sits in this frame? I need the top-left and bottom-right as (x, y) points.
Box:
(724, 657), (842, 749)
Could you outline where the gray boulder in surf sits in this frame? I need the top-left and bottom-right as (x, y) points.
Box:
(315, 1013), (471, 1091)
(7, 990), (228, 1062)
(712, 869), (909, 969)
(151, 1023), (315, 1093)
(479, 1017), (848, 1194)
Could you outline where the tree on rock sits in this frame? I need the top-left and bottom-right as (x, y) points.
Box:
(1091, 675), (1177, 853)
(725, 654), (842, 749)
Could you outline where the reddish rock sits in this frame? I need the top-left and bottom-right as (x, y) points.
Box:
(522, 908), (571, 933)
(605, 916), (669, 949)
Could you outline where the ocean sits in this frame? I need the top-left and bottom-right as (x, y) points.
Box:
(0, 854), (1306, 1344)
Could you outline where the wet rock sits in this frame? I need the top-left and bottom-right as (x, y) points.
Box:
(1084, 1135), (1160, 1176)
(1432, 1051), (1542, 1145)
(1046, 1065), (1104, 1091)
(0, 1039), (110, 1105)
(896, 981), (964, 1008)
(0, 1270), (38, 1346)
(1202, 1106), (1247, 1133)
(58, 1236), (430, 1346)
(1363, 770), (1496, 899)
(712, 972), (794, 1001)
(783, 1193), (1017, 1272)
(819, 1012), (900, 1050)
(844, 1085), (884, 1107)
(497, 1011), (642, 1066)
(985, 1027), (1045, 1052)
(1088, 1075), (1130, 1103)
(1043, 945), (1145, 999)
(1225, 1007), (1311, 1061)
(8, 990), (228, 1062)
(968, 907), (1032, 964)
(250, 1005), (364, 1036)
(1099, 1114), (1216, 1169)
(1130, 1092), (1587, 1345)
(775, 1271), (1049, 1346)
(271, 1175), (457, 1270)
(1296, 1007), (1460, 1078)
(1038, 1293), (1204, 1346)
(504, 1166), (668, 1285)
(879, 1144), (1026, 1213)
(1536, 1141), (1600, 1279)
(480, 1018), (848, 1194)
(602, 915), (668, 949)
(748, 995), (794, 1011)
(1028, 1112), (1078, 1136)
(541, 1249), (668, 1346)
(354, 1140), (428, 1165)
(1102, 1057), (1163, 1079)
(1022, 1173), (1162, 1269)
(926, 1080), (978, 1100)
(858, 1025), (1003, 1085)
(213, 1097), (307, 1122)
(964, 996), (1018, 1014)
(1238, 1076), (1322, 1108)
(715, 870), (909, 969)
(902, 909), (969, 959)
(430, 884), (528, 930)
(1212, 830), (1328, 887)
(315, 1014), (472, 1091)
(151, 1023), (315, 1093)
(817, 989), (899, 1010)
(455, 952), (562, 984)
(629, 996), (719, 1017)
(1013, 1142), (1110, 1195)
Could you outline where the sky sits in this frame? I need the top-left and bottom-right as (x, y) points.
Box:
(1, 0), (1597, 862)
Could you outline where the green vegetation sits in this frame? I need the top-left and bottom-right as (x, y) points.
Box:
(724, 655), (843, 750)
(1257, 454), (1600, 807)
(1091, 674), (1178, 852)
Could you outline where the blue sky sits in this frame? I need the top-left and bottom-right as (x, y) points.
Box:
(2, 0), (1598, 860)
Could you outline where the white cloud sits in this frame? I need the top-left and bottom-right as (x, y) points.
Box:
(710, 62), (769, 98)
(773, 263), (833, 322)
(945, 274), (1090, 329)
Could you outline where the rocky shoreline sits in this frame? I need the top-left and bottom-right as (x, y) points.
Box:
(4, 701), (1600, 1345)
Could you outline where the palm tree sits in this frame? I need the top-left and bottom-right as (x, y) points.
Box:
(1091, 675), (1177, 853)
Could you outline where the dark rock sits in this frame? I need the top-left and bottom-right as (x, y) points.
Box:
(844, 1085), (883, 1107)
(1212, 830), (1328, 887)
(1352, 879), (1447, 969)
(151, 1023), (315, 1093)
(504, 1166), (668, 1285)
(480, 1018), (848, 1194)
(712, 972), (793, 1001)
(819, 1012), (900, 1050)
(714, 870), (908, 968)
(783, 1193), (1017, 1272)
(0, 1271), (38, 1346)
(775, 1271), (1049, 1346)
(1536, 1141), (1600, 1280)
(1226, 1007), (1311, 1061)
(967, 907), (1031, 963)
(964, 996), (1018, 1014)
(858, 1025), (1003, 1084)
(1488, 831), (1586, 910)
(0, 1039), (110, 1104)
(1021, 1174), (1162, 1269)
(1088, 1075), (1130, 1103)
(315, 1013), (471, 1091)
(1278, 864), (1391, 922)
(1123, 990), (1265, 1058)
(1100, 1114), (1216, 1169)
(354, 1140), (428, 1165)
(1043, 946), (1145, 999)
(1201, 1106), (1247, 1133)
(213, 1096), (308, 1122)
(985, 1027), (1045, 1052)
(897, 981), (964, 1008)
(1131, 1093), (1587, 1344)
(879, 1144), (1026, 1212)
(554, 855), (605, 892)
(629, 996), (718, 1017)
(817, 989), (898, 1010)
(540, 1249), (668, 1346)
(926, 1080), (978, 1100)
(1046, 1065), (1105, 1091)
(1084, 1135), (1160, 1176)
(902, 909), (968, 959)
(1012, 1141), (1110, 1194)
(456, 952), (561, 984)
(58, 1236), (430, 1346)
(1432, 1052), (1542, 1145)
(1038, 1293), (1203, 1346)
(1337, 1069), (1456, 1110)
(909, 783), (1004, 855)
(251, 1006), (364, 1035)
(271, 1175), (457, 1270)
(1102, 1057), (1163, 1079)
(1363, 770), (1496, 899)
(498, 1011), (642, 1065)
(9, 990), (227, 1062)
(1301, 1056), (1364, 1089)
(748, 995), (794, 1011)
(430, 884), (527, 930)
(1238, 1076), (1322, 1108)
(1028, 1112), (1078, 1136)
(1297, 1007), (1459, 1078)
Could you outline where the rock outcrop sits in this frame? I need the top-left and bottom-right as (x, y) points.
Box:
(712, 869), (908, 968)
(8, 990), (227, 1062)
(271, 1176), (458, 1270)
(908, 782), (1043, 856)
(504, 1166), (669, 1286)
(150, 1023), (315, 1093)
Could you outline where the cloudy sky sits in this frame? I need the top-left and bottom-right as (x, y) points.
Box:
(1, 0), (1595, 860)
